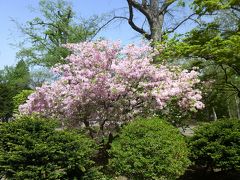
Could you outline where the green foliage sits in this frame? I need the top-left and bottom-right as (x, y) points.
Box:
(10, 60), (31, 89)
(193, 0), (240, 14)
(108, 117), (190, 180)
(189, 119), (240, 171)
(0, 83), (15, 121)
(0, 116), (98, 179)
(0, 60), (30, 89)
(179, 29), (240, 69)
(16, 0), (99, 68)
(156, 2), (240, 121)
(13, 90), (34, 114)
(0, 60), (31, 121)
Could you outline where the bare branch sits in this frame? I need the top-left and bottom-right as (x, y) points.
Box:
(189, 17), (202, 26)
(127, 2), (151, 39)
(142, 18), (147, 29)
(127, 0), (150, 18)
(166, 13), (196, 34)
(90, 16), (128, 41)
(159, 0), (175, 15)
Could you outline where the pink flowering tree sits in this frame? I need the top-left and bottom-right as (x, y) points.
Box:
(19, 40), (204, 138)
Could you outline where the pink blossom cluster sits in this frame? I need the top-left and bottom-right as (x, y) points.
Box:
(19, 40), (204, 129)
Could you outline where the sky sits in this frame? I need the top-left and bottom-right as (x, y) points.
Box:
(0, 0), (139, 69)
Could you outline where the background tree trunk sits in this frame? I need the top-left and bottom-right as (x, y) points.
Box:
(212, 107), (217, 121)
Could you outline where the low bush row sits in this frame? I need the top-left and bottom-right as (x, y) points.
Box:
(0, 116), (98, 179)
(0, 116), (239, 179)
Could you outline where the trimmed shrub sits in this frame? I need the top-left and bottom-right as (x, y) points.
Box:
(0, 116), (97, 179)
(108, 117), (190, 180)
(189, 118), (240, 171)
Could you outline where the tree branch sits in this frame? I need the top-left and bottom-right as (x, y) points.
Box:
(220, 65), (240, 97)
(127, 0), (150, 18)
(127, 2), (151, 39)
(90, 16), (128, 41)
(159, 0), (175, 15)
(229, 64), (240, 76)
(165, 13), (196, 34)
(142, 0), (148, 7)
(29, 21), (58, 29)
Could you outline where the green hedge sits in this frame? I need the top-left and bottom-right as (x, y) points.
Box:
(108, 117), (190, 180)
(189, 118), (240, 171)
(0, 116), (97, 179)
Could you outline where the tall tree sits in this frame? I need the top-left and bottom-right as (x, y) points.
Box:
(0, 60), (30, 90)
(124, 0), (240, 43)
(16, 0), (99, 68)
(0, 60), (30, 121)
(124, 0), (198, 42)
(9, 60), (31, 90)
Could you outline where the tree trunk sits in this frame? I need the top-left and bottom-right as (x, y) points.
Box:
(228, 105), (232, 118)
(150, 14), (164, 42)
(235, 95), (240, 119)
(212, 107), (217, 121)
(126, 0), (173, 43)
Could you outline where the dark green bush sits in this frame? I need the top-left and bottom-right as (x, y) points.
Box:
(0, 116), (97, 179)
(189, 118), (240, 171)
(108, 117), (190, 180)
